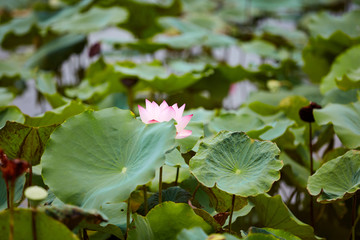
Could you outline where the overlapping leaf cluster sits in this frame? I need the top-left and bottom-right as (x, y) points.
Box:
(1, 0), (360, 239)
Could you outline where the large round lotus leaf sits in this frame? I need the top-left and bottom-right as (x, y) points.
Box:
(42, 108), (176, 209)
(307, 150), (360, 203)
(314, 101), (360, 148)
(147, 202), (213, 240)
(176, 227), (239, 240)
(189, 131), (282, 197)
(0, 208), (78, 240)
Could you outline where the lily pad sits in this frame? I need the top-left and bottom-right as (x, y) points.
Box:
(314, 101), (360, 148)
(0, 208), (78, 240)
(307, 150), (360, 203)
(41, 108), (176, 209)
(189, 131), (282, 197)
(147, 202), (213, 240)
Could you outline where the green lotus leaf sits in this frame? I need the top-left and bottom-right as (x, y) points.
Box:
(165, 148), (188, 168)
(146, 186), (192, 212)
(189, 131), (282, 197)
(314, 101), (360, 148)
(335, 67), (360, 90)
(320, 44), (360, 94)
(147, 202), (213, 240)
(322, 88), (358, 105)
(307, 150), (360, 203)
(150, 165), (191, 191)
(0, 88), (15, 106)
(118, 0), (182, 38)
(0, 121), (57, 165)
(305, 10), (360, 38)
(51, 7), (128, 34)
(0, 208), (78, 240)
(176, 122), (204, 153)
(0, 173), (25, 210)
(128, 214), (154, 240)
(281, 152), (309, 189)
(0, 106), (25, 129)
(250, 194), (316, 240)
(201, 186), (248, 213)
(209, 113), (265, 134)
(42, 108), (176, 209)
(176, 227), (239, 240)
(244, 227), (301, 240)
(25, 100), (87, 127)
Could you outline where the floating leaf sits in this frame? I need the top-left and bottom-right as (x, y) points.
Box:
(307, 150), (360, 203)
(0, 208), (78, 240)
(250, 194), (316, 240)
(190, 131), (282, 197)
(314, 101), (360, 148)
(0, 121), (57, 165)
(42, 108), (176, 209)
(147, 202), (213, 240)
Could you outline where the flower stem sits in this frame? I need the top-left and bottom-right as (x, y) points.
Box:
(143, 185), (148, 215)
(127, 88), (134, 112)
(28, 165), (33, 208)
(5, 180), (9, 209)
(174, 166), (180, 186)
(228, 194), (235, 233)
(9, 181), (15, 240)
(309, 122), (314, 228)
(159, 166), (163, 204)
(31, 208), (37, 240)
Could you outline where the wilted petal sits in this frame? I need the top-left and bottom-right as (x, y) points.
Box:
(176, 129), (192, 139)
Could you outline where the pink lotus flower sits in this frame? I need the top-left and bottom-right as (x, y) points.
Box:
(138, 99), (193, 139)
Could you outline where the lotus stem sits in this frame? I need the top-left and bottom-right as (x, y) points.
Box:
(5, 180), (9, 209)
(309, 122), (314, 228)
(83, 229), (89, 240)
(126, 198), (131, 238)
(351, 194), (358, 240)
(31, 208), (37, 240)
(28, 165), (33, 208)
(159, 166), (163, 204)
(9, 181), (15, 240)
(128, 88), (134, 112)
(175, 166), (180, 186)
(191, 183), (201, 200)
(228, 194), (235, 233)
(143, 185), (148, 215)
